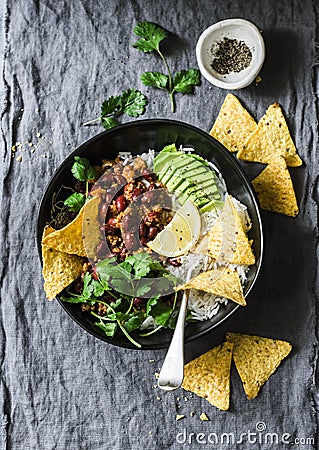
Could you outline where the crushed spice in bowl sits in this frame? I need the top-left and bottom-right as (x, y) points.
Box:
(196, 18), (265, 90)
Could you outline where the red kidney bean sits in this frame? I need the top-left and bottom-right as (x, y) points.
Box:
(139, 221), (147, 238)
(142, 169), (155, 182)
(148, 183), (156, 190)
(99, 203), (108, 223)
(105, 193), (114, 204)
(108, 217), (118, 228)
(132, 187), (143, 200)
(147, 226), (157, 240)
(115, 195), (127, 212)
(166, 258), (182, 267)
(103, 224), (117, 235)
(140, 237), (148, 246)
(133, 297), (145, 308)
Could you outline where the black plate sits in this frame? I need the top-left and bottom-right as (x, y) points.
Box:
(37, 119), (263, 350)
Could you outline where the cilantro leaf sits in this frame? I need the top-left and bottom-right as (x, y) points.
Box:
(91, 279), (106, 297)
(120, 88), (147, 117)
(149, 302), (173, 327)
(60, 294), (86, 304)
(173, 69), (201, 93)
(141, 71), (168, 90)
(101, 95), (121, 116)
(134, 281), (152, 297)
(95, 321), (118, 337)
(123, 312), (145, 333)
(146, 295), (160, 315)
(133, 22), (168, 52)
(71, 156), (98, 182)
(133, 22), (202, 112)
(64, 192), (85, 213)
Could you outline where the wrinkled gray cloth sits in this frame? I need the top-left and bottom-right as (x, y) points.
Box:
(0, 0), (318, 449)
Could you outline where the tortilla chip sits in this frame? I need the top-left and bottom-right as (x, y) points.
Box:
(207, 195), (255, 265)
(237, 103), (302, 167)
(210, 94), (257, 153)
(182, 341), (233, 410)
(179, 266), (246, 306)
(226, 332), (292, 399)
(42, 226), (84, 300)
(42, 196), (101, 258)
(252, 156), (299, 217)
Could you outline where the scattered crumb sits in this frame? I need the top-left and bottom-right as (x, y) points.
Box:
(156, 396), (161, 401)
(184, 397), (188, 402)
(149, 359), (155, 363)
(11, 145), (16, 152)
(36, 132), (41, 138)
(176, 397), (180, 401)
(155, 372), (159, 379)
(20, 108), (24, 111)
(149, 431), (152, 435)
(176, 414), (185, 421)
(177, 405), (181, 409)
(16, 155), (22, 162)
(28, 142), (33, 147)
(255, 75), (262, 84)
(200, 413), (209, 421)
(190, 412), (195, 417)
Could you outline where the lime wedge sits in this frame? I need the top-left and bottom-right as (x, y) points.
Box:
(147, 200), (201, 257)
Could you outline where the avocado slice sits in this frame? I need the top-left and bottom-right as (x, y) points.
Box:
(154, 146), (208, 174)
(200, 199), (224, 213)
(160, 158), (205, 184)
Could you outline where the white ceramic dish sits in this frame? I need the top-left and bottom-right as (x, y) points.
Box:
(196, 18), (265, 90)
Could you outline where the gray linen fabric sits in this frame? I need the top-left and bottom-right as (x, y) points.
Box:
(0, 0), (318, 449)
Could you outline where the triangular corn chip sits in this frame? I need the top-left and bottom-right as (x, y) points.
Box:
(226, 332), (292, 399)
(178, 266), (246, 306)
(182, 341), (234, 410)
(42, 196), (101, 258)
(252, 156), (299, 217)
(237, 103), (302, 167)
(207, 195), (255, 265)
(210, 94), (257, 153)
(42, 226), (84, 300)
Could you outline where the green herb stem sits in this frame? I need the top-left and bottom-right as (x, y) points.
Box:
(157, 48), (175, 112)
(118, 322), (142, 348)
(83, 117), (101, 126)
(90, 311), (113, 321)
(140, 325), (163, 337)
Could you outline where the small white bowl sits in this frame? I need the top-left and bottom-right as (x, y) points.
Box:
(196, 18), (265, 90)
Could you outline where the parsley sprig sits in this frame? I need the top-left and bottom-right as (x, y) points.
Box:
(133, 22), (201, 112)
(61, 253), (182, 348)
(83, 88), (147, 130)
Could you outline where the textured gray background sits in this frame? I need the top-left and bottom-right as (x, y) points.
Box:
(0, 0), (318, 449)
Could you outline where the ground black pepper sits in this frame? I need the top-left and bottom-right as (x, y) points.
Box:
(210, 37), (252, 75)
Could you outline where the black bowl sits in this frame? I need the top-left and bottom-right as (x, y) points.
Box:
(37, 119), (263, 350)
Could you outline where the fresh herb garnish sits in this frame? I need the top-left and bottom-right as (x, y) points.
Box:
(61, 254), (183, 348)
(63, 156), (98, 210)
(71, 156), (98, 183)
(133, 22), (201, 112)
(63, 192), (85, 213)
(83, 88), (148, 130)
